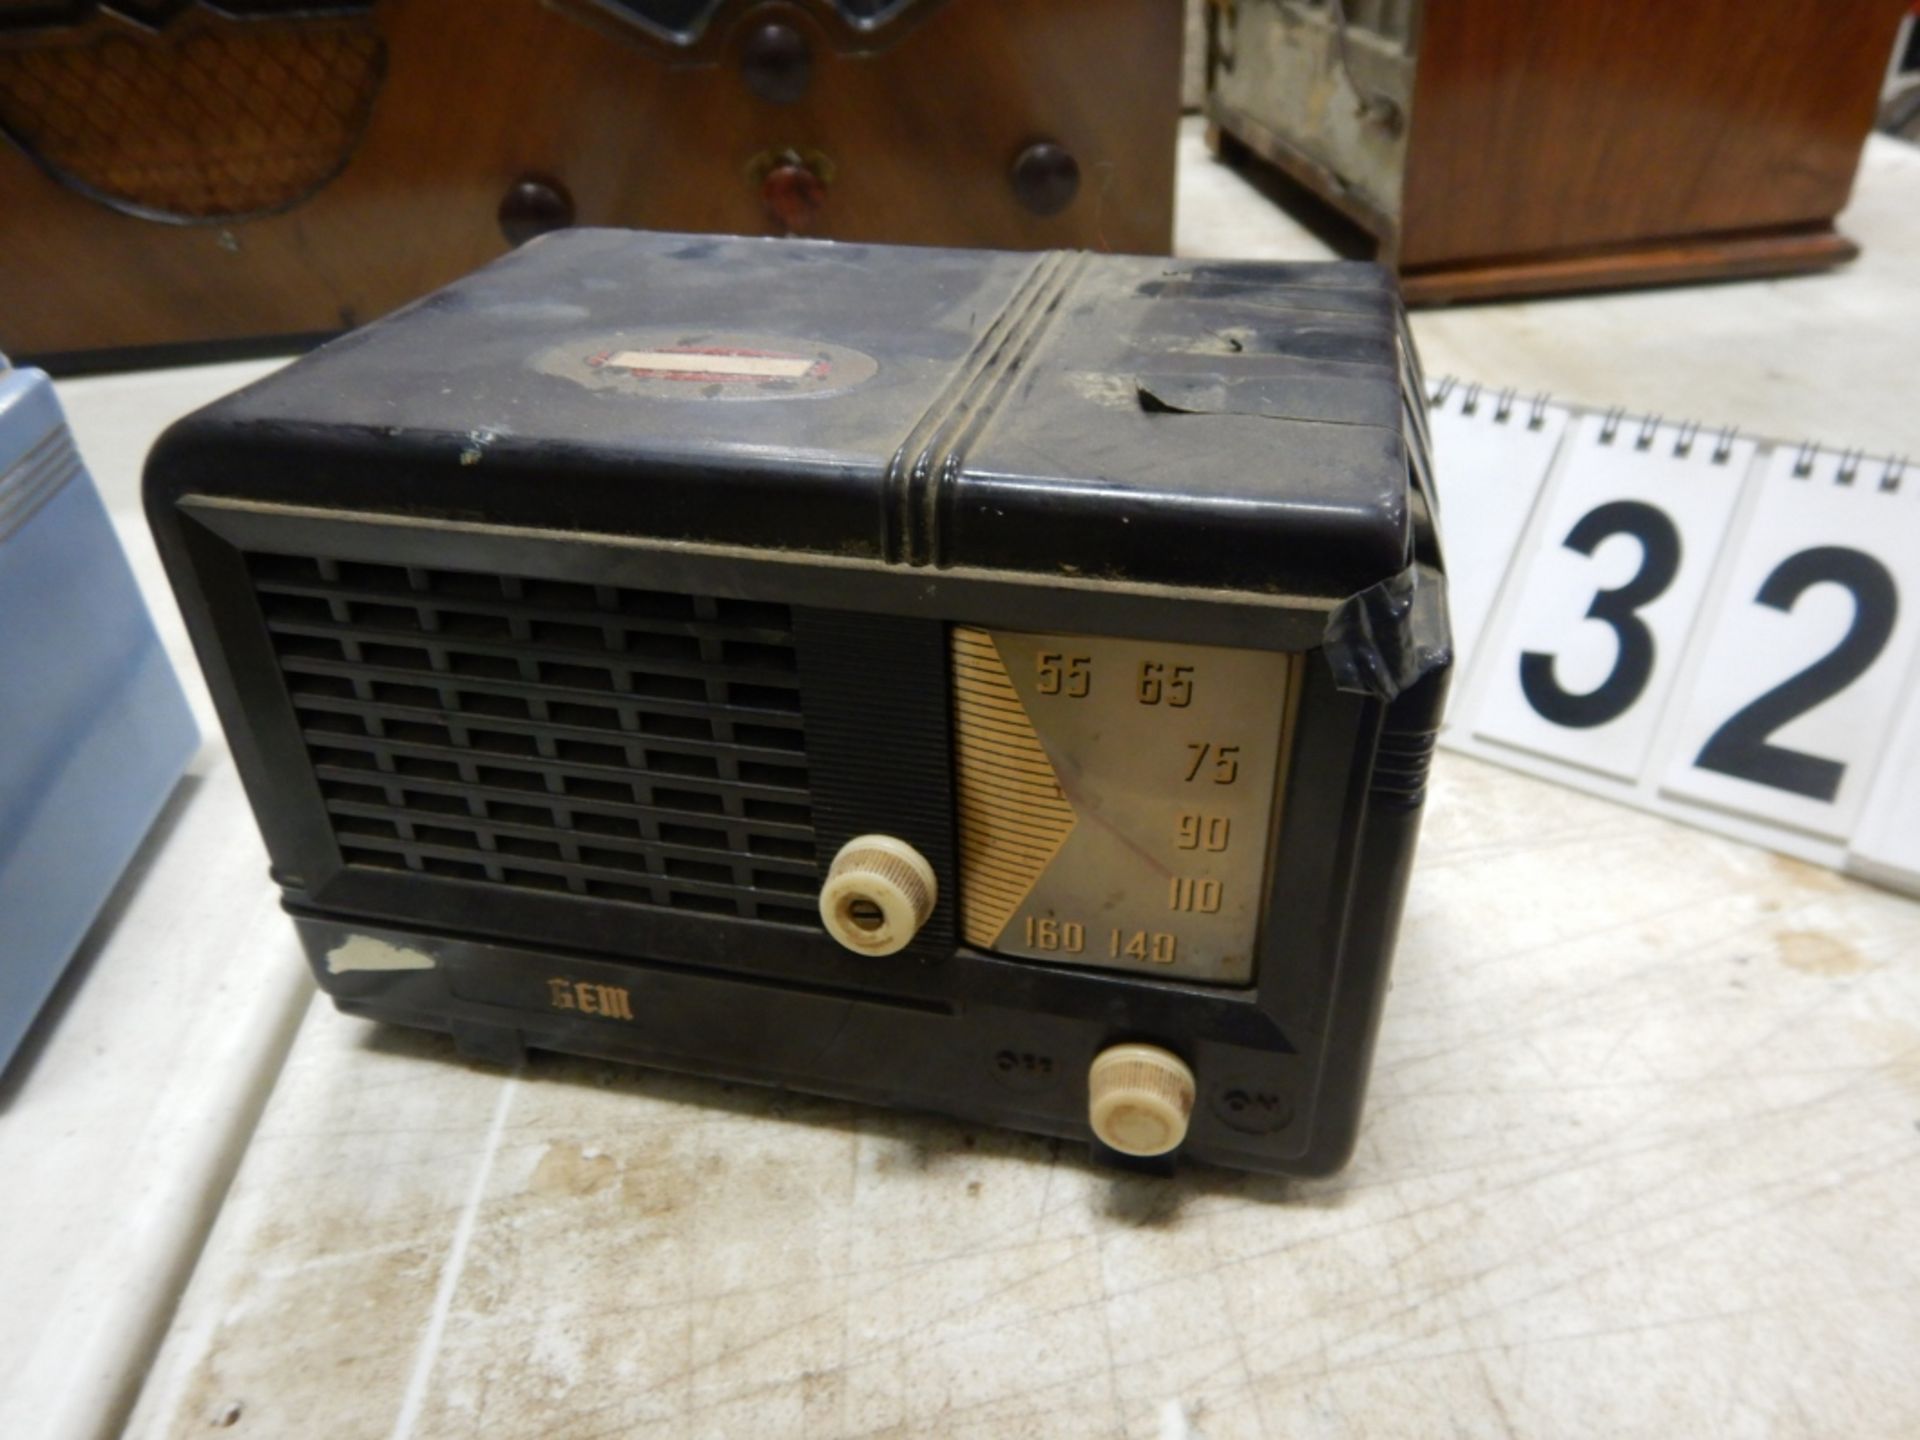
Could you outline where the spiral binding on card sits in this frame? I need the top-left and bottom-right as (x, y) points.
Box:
(1789, 439), (1909, 491)
(1426, 374), (1910, 484)
(1427, 375), (1551, 430)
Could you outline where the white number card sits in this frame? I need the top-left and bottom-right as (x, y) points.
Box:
(1660, 447), (1920, 838)
(1427, 384), (1567, 674)
(1847, 674), (1920, 890)
(1472, 415), (1755, 781)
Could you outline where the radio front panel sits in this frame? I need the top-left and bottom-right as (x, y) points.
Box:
(173, 500), (1338, 1008)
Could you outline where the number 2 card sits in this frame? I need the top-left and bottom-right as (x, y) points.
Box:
(1659, 447), (1920, 839)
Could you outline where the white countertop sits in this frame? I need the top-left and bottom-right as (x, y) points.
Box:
(7, 121), (1917, 1440)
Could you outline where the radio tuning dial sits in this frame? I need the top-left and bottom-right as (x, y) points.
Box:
(819, 835), (937, 957)
(1087, 1044), (1196, 1156)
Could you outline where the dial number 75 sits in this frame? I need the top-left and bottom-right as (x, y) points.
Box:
(1184, 743), (1240, 785)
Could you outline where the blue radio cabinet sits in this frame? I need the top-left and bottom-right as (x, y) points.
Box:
(0, 356), (198, 1070)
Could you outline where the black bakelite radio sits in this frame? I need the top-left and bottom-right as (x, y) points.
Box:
(147, 231), (1450, 1174)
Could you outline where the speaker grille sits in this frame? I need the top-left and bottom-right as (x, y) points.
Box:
(0, 8), (382, 221)
(248, 552), (820, 925)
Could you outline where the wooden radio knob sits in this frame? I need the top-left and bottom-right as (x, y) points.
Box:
(741, 19), (812, 105)
(762, 157), (828, 234)
(1011, 142), (1080, 217)
(498, 175), (574, 248)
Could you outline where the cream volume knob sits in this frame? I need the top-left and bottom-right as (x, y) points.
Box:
(1087, 1043), (1197, 1156)
(818, 835), (937, 956)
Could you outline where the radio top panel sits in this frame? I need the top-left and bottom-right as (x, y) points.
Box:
(151, 229), (1423, 602)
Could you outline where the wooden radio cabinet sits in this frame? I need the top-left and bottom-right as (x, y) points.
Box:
(0, 0), (1180, 368)
(1205, 0), (1907, 303)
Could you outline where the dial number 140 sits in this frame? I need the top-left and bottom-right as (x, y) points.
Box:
(1111, 929), (1178, 965)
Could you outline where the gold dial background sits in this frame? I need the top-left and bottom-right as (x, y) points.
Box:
(952, 626), (1295, 984)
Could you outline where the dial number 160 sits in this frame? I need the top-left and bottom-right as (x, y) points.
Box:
(1022, 916), (1085, 952)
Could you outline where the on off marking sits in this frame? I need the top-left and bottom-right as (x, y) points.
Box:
(996, 1049), (1055, 1078)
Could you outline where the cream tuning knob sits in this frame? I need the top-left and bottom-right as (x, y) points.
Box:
(818, 835), (937, 956)
(1087, 1043), (1196, 1157)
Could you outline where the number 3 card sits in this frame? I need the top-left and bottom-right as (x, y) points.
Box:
(1659, 447), (1920, 839)
(1473, 416), (1756, 781)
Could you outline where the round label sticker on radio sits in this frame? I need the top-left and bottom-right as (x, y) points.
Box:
(538, 331), (877, 401)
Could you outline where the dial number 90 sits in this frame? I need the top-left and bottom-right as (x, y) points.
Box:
(1175, 813), (1230, 851)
